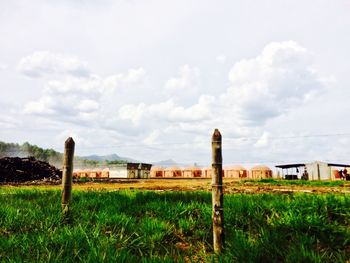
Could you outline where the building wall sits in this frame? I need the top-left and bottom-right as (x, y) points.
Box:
(202, 169), (211, 178)
(305, 162), (331, 180)
(183, 170), (192, 177)
(225, 170), (238, 178)
(151, 170), (164, 177)
(101, 170), (109, 178)
(332, 169), (340, 179)
(249, 170), (272, 179)
(139, 169), (150, 179)
(240, 170), (248, 178)
(193, 170), (202, 177)
(128, 169), (136, 178)
(164, 170), (172, 177)
(224, 169), (247, 178)
(164, 170), (182, 177)
(203, 168), (228, 178)
(109, 167), (128, 178)
(74, 169), (107, 178)
(182, 169), (202, 177)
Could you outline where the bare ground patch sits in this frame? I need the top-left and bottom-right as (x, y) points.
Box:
(2, 178), (350, 194)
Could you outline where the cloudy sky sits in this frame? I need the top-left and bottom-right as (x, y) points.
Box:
(1, 0), (350, 166)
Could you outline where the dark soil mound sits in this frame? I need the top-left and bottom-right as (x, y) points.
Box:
(0, 157), (62, 183)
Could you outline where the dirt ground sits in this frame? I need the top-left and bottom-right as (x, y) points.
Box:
(2, 178), (350, 194)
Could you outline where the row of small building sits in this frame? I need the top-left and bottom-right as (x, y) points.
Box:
(73, 161), (350, 180)
(150, 165), (272, 178)
(73, 163), (273, 179)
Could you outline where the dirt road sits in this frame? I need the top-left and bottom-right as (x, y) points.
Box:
(2, 178), (350, 194)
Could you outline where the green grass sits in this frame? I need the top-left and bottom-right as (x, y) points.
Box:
(0, 189), (349, 262)
(241, 178), (350, 187)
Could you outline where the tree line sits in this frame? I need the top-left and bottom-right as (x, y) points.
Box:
(0, 141), (127, 168)
(0, 141), (62, 163)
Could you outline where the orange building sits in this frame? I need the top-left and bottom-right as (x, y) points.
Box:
(249, 165), (272, 179)
(150, 166), (164, 178)
(182, 166), (202, 178)
(164, 166), (182, 177)
(224, 165), (248, 178)
(202, 167), (212, 178)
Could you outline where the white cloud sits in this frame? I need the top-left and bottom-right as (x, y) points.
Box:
(0, 64), (8, 70)
(124, 68), (146, 83)
(76, 99), (99, 112)
(254, 132), (270, 148)
(164, 64), (200, 98)
(143, 129), (161, 145)
(24, 77), (102, 120)
(56, 129), (91, 148)
(17, 51), (90, 78)
(23, 66), (146, 125)
(224, 41), (323, 125)
(104, 68), (146, 91)
(216, 55), (227, 64)
(115, 41), (327, 164)
(24, 96), (56, 115)
(120, 41), (323, 133)
(0, 115), (20, 129)
(119, 95), (214, 125)
(119, 103), (146, 125)
(12, 41), (333, 165)
(45, 76), (103, 97)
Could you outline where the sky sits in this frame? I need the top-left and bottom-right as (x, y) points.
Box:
(1, 0), (350, 167)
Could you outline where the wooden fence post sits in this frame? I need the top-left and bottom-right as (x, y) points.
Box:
(61, 137), (75, 212)
(212, 129), (224, 253)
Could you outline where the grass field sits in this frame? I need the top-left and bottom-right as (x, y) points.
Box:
(241, 178), (350, 187)
(0, 188), (349, 262)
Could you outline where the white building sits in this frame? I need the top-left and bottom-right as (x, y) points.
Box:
(109, 163), (152, 179)
(74, 163), (153, 179)
(275, 161), (350, 180)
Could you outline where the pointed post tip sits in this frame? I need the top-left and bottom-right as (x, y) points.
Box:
(65, 137), (75, 143)
(65, 137), (75, 147)
(212, 129), (222, 141)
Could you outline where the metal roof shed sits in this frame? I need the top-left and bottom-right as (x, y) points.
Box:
(275, 163), (305, 180)
(276, 161), (350, 180)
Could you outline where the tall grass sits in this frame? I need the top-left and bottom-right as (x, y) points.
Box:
(0, 189), (349, 262)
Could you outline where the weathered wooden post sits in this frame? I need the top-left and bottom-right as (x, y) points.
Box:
(212, 129), (224, 253)
(61, 137), (75, 213)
